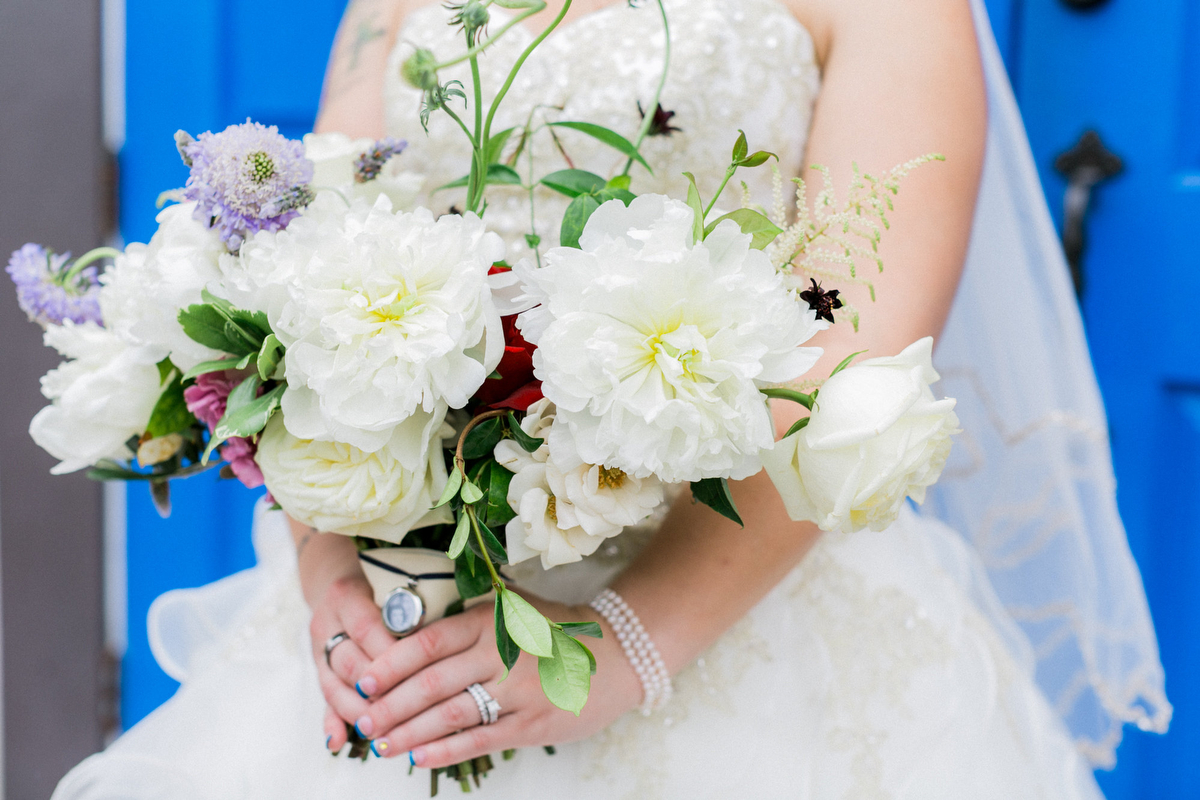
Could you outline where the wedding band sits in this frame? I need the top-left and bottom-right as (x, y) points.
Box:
(465, 682), (501, 725)
(324, 632), (350, 668)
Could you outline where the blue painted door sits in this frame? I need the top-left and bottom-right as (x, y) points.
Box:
(120, 0), (348, 726)
(985, 0), (1197, 796)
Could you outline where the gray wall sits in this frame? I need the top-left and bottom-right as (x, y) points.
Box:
(0, 0), (109, 795)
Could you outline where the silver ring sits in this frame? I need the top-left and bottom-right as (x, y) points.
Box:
(466, 682), (501, 725)
(324, 632), (350, 668)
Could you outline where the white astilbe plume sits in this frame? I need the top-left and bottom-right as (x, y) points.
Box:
(765, 156), (941, 330)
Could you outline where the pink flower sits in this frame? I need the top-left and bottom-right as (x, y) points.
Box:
(183, 370), (265, 491)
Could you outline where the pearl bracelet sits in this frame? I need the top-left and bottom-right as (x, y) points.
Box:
(589, 588), (673, 716)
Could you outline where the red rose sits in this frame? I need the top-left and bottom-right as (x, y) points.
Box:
(474, 314), (542, 411)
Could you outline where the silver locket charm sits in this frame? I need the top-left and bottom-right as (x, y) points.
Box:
(381, 583), (426, 637)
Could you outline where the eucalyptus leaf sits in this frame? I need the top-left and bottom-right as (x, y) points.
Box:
(447, 512), (471, 559)
(494, 598), (521, 679)
(690, 477), (744, 527)
(433, 467), (464, 509)
(463, 417), (504, 459)
(506, 412), (544, 452)
(501, 589), (554, 658)
(558, 621), (603, 639)
(559, 193), (601, 249)
(434, 163), (523, 192)
(537, 629), (592, 714)
(539, 169), (606, 198)
(683, 172), (705, 244)
(702, 208), (783, 250)
(257, 334), (284, 381)
(182, 358), (237, 382)
(547, 122), (652, 173)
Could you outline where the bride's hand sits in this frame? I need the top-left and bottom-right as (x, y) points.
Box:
(350, 595), (642, 768)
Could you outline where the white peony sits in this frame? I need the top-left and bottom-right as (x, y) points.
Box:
(303, 132), (424, 211)
(761, 338), (960, 533)
(514, 194), (825, 483)
(224, 193), (506, 451)
(496, 398), (664, 569)
(29, 322), (164, 474)
(255, 411), (454, 542)
(99, 201), (226, 370)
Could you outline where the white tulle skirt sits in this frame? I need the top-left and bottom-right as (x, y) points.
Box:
(54, 503), (1103, 800)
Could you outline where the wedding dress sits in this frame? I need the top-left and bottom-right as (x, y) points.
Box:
(54, 0), (1169, 797)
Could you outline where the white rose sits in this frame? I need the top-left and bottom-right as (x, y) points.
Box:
(303, 132), (424, 212)
(225, 193), (506, 451)
(99, 202), (226, 370)
(29, 321), (164, 474)
(256, 411), (454, 542)
(761, 338), (960, 533)
(496, 398), (664, 568)
(514, 194), (825, 483)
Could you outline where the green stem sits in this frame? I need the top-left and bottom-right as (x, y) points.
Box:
(704, 167), (737, 218)
(481, 0), (573, 170)
(760, 387), (815, 409)
(468, 507), (504, 588)
(621, 0), (670, 177)
(62, 246), (121, 284)
(441, 105), (478, 149)
(433, 1), (547, 71)
(454, 408), (509, 473)
(467, 33), (486, 213)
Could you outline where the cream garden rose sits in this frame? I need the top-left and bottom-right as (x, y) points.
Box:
(255, 411), (454, 542)
(496, 399), (663, 569)
(514, 194), (825, 484)
(29, 322), (164, 474)
(761, 338), (959, 533)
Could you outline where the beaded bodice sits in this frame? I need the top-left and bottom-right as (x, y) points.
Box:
(384, 0), (820, 257)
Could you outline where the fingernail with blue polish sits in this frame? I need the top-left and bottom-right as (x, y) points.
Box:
(370, 739), (390, 758)
(325, 734), (332, 750)
(408, 750), (416, 767)
(354, 716), (373, 738)
(356, 676), (377, 698)
(355, 682), (369, 699)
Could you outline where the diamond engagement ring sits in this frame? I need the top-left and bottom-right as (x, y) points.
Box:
(324, 632), (350, 668)
(466, 683), (501, 725)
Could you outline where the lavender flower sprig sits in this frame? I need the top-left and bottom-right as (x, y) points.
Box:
(353, 137), (407, 183)
(6, 243), (117, 328)
(179, 121), (314, 252)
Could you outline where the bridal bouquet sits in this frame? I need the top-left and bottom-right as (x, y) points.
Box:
(10, 0), (959, 789)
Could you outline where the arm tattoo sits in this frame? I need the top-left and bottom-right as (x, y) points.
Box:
(296, 528), (317, 561)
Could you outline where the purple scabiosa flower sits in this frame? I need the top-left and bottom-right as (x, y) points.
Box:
(6, 243), (104, 328)
(181, 120), (314, 251)
(353, 137), (407, 183)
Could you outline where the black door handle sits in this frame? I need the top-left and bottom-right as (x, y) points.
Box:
(1054, 130), (1123, 298)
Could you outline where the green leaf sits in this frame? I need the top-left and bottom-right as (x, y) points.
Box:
(460, 477), (485, 504)
(486, 127), (516, 165)
(547, 121), (652, 173)
(731, 129), (749, 164)
(683, 172), (705, 244)
(559, 193), (601, 249)
(256, 334), (284, 381)
(606, 174), (632, 191)
(501, 589), (554, 658)
(486, 463), (516, 528)
(736, 150), (776, 168)
(783, 415), (811, 439)
(434, 163), (523, 192)
(690, 477), (744, 527)
(156, 357), (176, 385)
(433, 467), (464, 509)
(447, 511), (471, 559)
(463, 417), (504, 459)
(204, 383), (283, 461)
(829, 350), (868, 378)
(539, 169), (606, 198)
(506, 412), (545, 452)
(537, 629), (592, 714)
(494, 598), (521, 679)
(467, 514), (508, 565)
(224, 374), (262, 415)
(455, 551), (492, 599)
(178, 304), (249, 355)
(181, 358), (237, 382)
(145, 373), (194, 437)
(525, 233), (541, 250)
(577, 638), (598, 675)
(558, 621), (603, 639)
(702, 208), (784, 250)
(595, 187), (637, 206)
